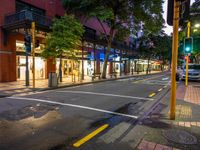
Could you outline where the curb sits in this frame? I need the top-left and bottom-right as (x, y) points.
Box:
(38, 71), (167, 91)
(0, 94), (10, 98)
(137, 86), (170, 123)
(1, 71), (168, 98)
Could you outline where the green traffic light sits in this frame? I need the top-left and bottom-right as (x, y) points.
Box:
(185, 47), (190, 51)
(184, 37), (193, 54)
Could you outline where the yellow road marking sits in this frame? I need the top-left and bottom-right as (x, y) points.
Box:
(149, 93), (156, 98)
(73, 124), (109, 147)
(158, 88), (163, 92)
(163, 85), (167, 88)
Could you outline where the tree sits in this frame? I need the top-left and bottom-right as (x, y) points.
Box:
(41, 14), (84, 82)
(178, 0), (200, 64)
(136, 35), (156, 74)
(137, 33), (171, 73)
(190, 0), (200, 63)
(152, 34), (172, 70)
(62, 0), (164, 78)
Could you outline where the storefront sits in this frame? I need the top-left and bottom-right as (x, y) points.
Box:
(16, 40), (45, 80)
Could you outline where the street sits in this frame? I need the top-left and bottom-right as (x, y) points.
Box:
(0, 72), (171, 150)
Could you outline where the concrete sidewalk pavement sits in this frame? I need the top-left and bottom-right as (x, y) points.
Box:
(0, 71), (162, 97)
(135, 81), (200, 150)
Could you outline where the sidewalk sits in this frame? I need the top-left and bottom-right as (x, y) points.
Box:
(135, 81), (200, 150)
(0, 71), (162, 97)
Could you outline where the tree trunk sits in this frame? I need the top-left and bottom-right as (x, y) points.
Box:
(146, 57), (150, 75)
(59, 56), (62, 82)
(101, 29), (114, 79)
(137, 58), (139, 74)
(101, 40), (111, 79)
(162, 57), (165, 72)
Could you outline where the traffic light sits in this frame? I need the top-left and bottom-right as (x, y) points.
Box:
(35, 39), (40, 48)
(167, 0), (190, 26)
(24, 34), (32, 53)
(184, 37), (193, 54)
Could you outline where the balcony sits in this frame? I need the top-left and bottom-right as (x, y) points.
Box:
(3, 10), (52, 32)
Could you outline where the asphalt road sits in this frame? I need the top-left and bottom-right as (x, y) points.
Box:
(0, 72), (171, 150)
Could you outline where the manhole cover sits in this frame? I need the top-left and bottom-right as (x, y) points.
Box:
(163, 129), (197, 145)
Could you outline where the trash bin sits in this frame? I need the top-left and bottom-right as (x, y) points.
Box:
(48, 72), (58, 87)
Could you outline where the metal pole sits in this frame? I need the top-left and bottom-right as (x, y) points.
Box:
(185, 21), (190, 87)
(186, 55), (188, 86)
(170, 0), (180, 120)
(25, 52), (29, 86)
(32, 22), (35, 88)
(82, 41), (84, 80)
(114, 49), (116, 72)
(93, 43), (96, 74)
(120, 50), (122, 76)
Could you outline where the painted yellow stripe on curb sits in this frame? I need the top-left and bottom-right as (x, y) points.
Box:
(158, 88), (163, 92)
(73, 124), (109, 147)
(149, 93), (156, 98)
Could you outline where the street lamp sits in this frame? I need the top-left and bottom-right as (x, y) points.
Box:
(194, 23), (200, 28)
(193, 29), (198, 32)
(192, 23), (200, 33)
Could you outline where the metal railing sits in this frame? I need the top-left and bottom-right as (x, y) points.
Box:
(4, 10), (52, 27)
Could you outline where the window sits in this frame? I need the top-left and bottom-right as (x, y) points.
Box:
(184, 65), (200, 69)
(16, 0), (45, 16)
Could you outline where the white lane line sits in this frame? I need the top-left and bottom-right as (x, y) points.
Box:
(162, 77), (169, 81)
(56, 90), (154, 101)
(139, 82), (168, 86)
(8, 97), (138, 119)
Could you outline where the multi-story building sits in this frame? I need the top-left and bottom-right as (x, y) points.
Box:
(0, 0), (139, 83)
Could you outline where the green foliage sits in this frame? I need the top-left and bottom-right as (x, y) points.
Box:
(115, 26), (130, 42)
(190, 0), (200, 37)
(137, 34), (171, 64)
(62, 0), (164, 40)
(61, 0), (164, 77)
(41, 14), (84, 59)
(131, 0), (164, 35)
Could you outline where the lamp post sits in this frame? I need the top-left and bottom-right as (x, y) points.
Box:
(193, 23), (200, 33)
(194, 24), (200, 28)
(32, 22), (35, 89)
(185, 21), (191, 87)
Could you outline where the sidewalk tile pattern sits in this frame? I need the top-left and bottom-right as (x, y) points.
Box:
(172, 121), (200, 128)
(168, 105), (192, 119)
(137, 140), (180, 150)
(184, 85), (200, 105)
(175, 105), (192, 119)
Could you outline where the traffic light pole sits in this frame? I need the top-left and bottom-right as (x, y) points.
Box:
(170, 0), (180, 120)
(185, 21), (190, 87)
(32, 22), (35, 89)
(25, 51), (29, 86)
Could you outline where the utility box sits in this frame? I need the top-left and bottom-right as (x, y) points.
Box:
(48, 72), (58, 87)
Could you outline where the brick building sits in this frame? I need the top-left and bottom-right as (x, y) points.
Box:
(0, 0), (135, 83)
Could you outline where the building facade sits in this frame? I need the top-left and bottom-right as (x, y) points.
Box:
(0, 0), (161, 83)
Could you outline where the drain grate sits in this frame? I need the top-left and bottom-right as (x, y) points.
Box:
(163, 129), (197, 145)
